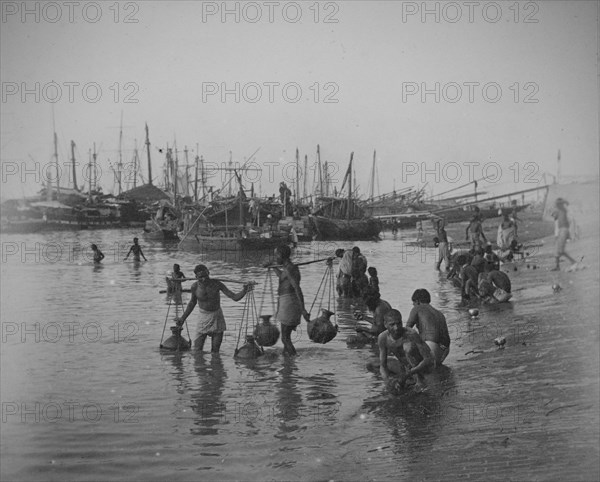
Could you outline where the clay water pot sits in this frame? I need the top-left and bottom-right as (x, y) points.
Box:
(234, 335), (264, 359)
(307, 309), (338, 344)
(161, 326), (191, 351)
(253, 315), (280, 347)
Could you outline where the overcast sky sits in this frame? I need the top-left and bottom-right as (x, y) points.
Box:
(1, 0), (598, 201)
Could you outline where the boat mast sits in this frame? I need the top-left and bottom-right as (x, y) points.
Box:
(132, 139), (139, 189)
(303, 154), (308, 199)
(53, 131), (60, 198)
(145, 123), (153, 185)
(295, 148), (300, 204)
(71, 140), (78, 191)
(317, 145), (323, 198)
(194, 151), (199, 202)
(117, 111), (123, 195)
(369, 150), (376, 201)
(347, 152), (353, 220)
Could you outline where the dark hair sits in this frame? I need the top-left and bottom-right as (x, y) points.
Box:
(133, 237), (139, 242)
(363, 287), (381, 311)
(173, 264), (180, 270)
(194, 264), (209, 274)
(91, 244), (97, 250)
(411, 289), (431, 304)
(367, 266), (377, 276)
(276, 244), (291, 259)
(335, 248), (345, 258)
(456, 254), (468, 266)
(384, 309), (402, 325)
(352, 246), (361, 254)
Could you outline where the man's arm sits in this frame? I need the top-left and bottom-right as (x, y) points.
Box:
(378, 333), (390, 381)
(465, 222), (471, 240)
(98, 251), (105, 261)
(123, 246), (133, 260)
(139, 247), (147, 261)
(406, 334), (434, 376)
(176, 283), (198, 325)
(218, 281), (249, 302)
(405, 306), (419, 329)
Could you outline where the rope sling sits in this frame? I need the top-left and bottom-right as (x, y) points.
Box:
(306, 259), (338, 344)
(159, 280), (192, 349)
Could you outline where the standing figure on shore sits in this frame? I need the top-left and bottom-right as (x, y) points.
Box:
(466, 208), (487, 250)
(272, 245), (310, 356)
(551, 198), (577, 271)
(405, 289), (451, 367)
(175, 264), (250, 353)
(378, 309), (433, 392)
(351, 246), (369, 297)
(433, 216), (450, 271)
(124, 237), (147, 262)
(336, 248), (353, 296)
(497, 212), (516, 251)
(91, 244), (104, 264)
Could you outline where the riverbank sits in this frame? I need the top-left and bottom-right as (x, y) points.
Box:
(406, 216), (600, 480)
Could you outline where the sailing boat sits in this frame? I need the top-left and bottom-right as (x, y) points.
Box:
(309, 152), (382, 240)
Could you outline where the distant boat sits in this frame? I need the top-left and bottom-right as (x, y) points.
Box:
(308, 153), (382, 241)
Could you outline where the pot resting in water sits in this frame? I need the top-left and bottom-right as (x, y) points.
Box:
(234, 335), (264, 359)
(307, 309), (338, 344)
(161, 325), (191, 351)
(253, 314), (280, 347)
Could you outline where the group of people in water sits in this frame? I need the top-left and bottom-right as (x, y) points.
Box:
(87, 196), (578, 393)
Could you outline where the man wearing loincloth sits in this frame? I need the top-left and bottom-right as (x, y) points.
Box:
(466, 209), (487, 250)
(272, 245), (310, 356)
(378, 309), (433, 392)
(175, 264), (250, 353)
(433, 216), (451, 271)
(551, 198), (577, 271)
(405, 289), (450, 367)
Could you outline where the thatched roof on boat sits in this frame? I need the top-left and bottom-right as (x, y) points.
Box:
(120, 184), (170, 203)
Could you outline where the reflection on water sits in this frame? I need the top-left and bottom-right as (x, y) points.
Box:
(1, 228), (598, 481)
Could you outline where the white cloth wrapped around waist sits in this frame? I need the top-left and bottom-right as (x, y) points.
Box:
(196, 307), (227, 336)
(275, 293), (302, 328)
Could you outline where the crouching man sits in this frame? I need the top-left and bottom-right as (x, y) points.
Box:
(378, 309), (434, 392)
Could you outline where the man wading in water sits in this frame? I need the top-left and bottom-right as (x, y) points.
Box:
(175, 264), (250, 353)
(123, 237), (147, 262)
(272, 245), (310, 356)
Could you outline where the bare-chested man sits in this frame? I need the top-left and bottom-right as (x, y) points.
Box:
(378, 309), (434, 392)
(405, 289), (450, 367)
(271, 245), (310, 356)
(466, 210), (487, 250)
(175, 264), (250, 353)
(478, 269), (512, 303)
(123, 237), (147, 262)
(355, 288), (392, 339)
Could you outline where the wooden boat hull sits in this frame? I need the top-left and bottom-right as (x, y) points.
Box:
(309, 215), (382, 241)
(187, 234), (288, 251)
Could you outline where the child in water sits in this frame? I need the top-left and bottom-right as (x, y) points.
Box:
(91, 244), (104, 263)
(368, 267), (379, 294)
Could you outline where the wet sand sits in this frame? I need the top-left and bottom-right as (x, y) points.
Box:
(405, 216), (600, 480)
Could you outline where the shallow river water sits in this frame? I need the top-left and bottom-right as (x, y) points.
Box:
(1, 228), (598, 481)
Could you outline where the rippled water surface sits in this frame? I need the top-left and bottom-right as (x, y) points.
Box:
(1, 228), (598, 481)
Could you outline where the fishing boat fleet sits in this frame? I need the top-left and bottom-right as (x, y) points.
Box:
(1, 123), (544, 245)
